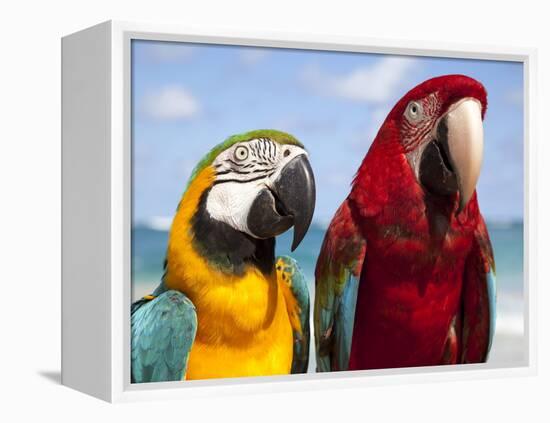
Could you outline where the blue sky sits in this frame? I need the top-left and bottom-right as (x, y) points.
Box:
(132, 40), (524, 226)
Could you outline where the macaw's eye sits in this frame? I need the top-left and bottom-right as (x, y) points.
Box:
(234, 146), (249, 161)
(405, 101), (423, 122)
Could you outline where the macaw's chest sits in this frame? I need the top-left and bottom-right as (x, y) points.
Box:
(181, 272), (294, 380)
(366, 210), (475, 276)
(349, 220), (474, 370)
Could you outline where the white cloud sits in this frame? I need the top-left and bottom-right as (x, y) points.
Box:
(145, 43), (195, 62)
(302, 56), (418, 103)
(505, 87), (523, 106)
(348, 104), (392, 151)
(239, 48), (269, 65)
(271, 115), (339, 134)
(143, 86), (200, 121)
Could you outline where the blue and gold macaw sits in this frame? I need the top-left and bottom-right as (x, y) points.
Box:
(131, 130), (315, 382)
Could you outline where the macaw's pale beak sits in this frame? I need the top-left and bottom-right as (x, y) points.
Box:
(419, 98), (484, 213)
(247, 154), (316, 251)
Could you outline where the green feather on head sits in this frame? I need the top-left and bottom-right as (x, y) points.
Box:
(185, 129), (304, 191)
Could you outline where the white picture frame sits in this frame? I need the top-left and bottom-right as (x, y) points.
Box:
(61, 20), (537, 403)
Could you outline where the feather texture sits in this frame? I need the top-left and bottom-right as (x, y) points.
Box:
(315, 75), (495, 371)
(131, 290), (197, 383)
(314, 200), (366, 371)
(461, 218), (496, 362)
(276, 256), (310, 373)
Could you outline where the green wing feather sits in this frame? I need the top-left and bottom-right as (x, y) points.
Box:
(276, 256), (310, 374)
(131, 289), (197, 383)
(314, 200), (366, 372)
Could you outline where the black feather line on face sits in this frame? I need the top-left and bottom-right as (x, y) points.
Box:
(216, 169), (252, 176)
(213, 171), (275, 185)
(216, 167), (274, 177)
(224, 158), (245, 167)
(250, 167), (274, 174)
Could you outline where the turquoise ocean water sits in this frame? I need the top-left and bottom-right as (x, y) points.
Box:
(132, 221), (524, 367)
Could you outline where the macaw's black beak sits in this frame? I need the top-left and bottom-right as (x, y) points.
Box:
(247, 154), (316, 251)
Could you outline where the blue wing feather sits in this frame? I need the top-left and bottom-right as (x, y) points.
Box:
(277, 256), (310, 374)
(333, 269), (360, 371)
(131, 290), (197, 383)
(314, 200), (366, 372)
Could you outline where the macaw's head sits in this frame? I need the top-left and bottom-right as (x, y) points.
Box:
(179, 130), (315, 274)
(395, 75), (487, 212)
(356, 75), (487, 216)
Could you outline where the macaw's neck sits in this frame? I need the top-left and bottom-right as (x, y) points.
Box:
(349, 129), (477, 244)
(190, 190), (276, 276)
(164, 166), (275, 286)
(350, 128), (423, 219)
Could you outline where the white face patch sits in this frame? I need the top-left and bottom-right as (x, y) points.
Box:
(402, 93), (442, 180)
(205, 138), (307, 237)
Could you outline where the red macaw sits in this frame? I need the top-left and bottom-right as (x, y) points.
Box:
(314, 75), (496, 371)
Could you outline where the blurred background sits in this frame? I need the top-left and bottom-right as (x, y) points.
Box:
(131, 40), (524, 368)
